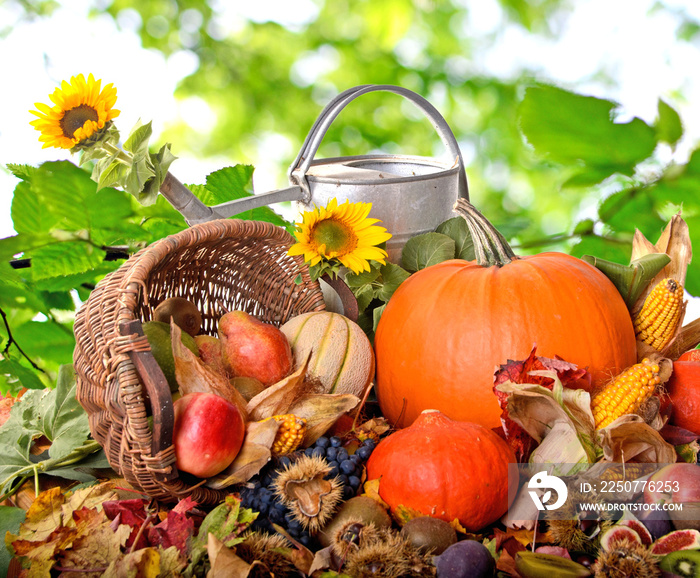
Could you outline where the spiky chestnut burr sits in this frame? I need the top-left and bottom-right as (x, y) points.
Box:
(272, 455), (343, 532)
(591, 537), (661, 578)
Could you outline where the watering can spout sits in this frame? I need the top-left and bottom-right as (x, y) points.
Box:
(159, 172), (305, 226)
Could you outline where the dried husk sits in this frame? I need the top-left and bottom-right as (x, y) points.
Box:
(495, 370), (597, 476)
(630, 213), (695, 359)
(596, 415), (677, 463)
(205, 418), (279, 489)
(171, 322), (248, 415)
(245, 355), (311, 421)
(287, 393), (360, 446)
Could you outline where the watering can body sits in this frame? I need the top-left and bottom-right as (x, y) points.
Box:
(160, 84), (469, 263)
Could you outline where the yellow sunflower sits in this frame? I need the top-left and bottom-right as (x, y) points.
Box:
(29, 73), (120, 149)
(288, 198), (392, 275)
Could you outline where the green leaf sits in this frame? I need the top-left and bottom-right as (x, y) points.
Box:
(12, 322), (75, 366)
(519, 85), (658, 183)
(0, 359), (45, 391)
(376, 262), (410, 302)
(11, 179), (59, 235)
(204, 165), (256, 203)
(372, 303), (386, 333)
(573, 219), (595, 235)
(344, 267), (381, 288)
(436, 216), (475, 260)
(0, 506), (26, 578)
(353, 284), (376, 313)
(401, 232), (455, 272)
(29, 241), (106, 280)
(123, 121), (154, 159)
(598, 188), (664, 235)
(42, 365), (91, 460)
(6, 164), (37, 181)
(656, 98), (683, 147)
(196, 166), (289, 227)
(581, 253), (671, 308)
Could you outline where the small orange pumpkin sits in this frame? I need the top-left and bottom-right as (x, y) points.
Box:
(365, 409), (517, 532)
(374, 200), (637, 429)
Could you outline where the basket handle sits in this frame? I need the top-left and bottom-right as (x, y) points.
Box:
(119, 319), (178, 480)
(288, 84), (470, 201)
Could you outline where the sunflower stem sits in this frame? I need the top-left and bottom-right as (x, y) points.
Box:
(453, 198), (516, 267)
(101, 141), (133, 165)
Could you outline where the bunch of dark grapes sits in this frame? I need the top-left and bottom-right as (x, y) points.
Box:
(239, 435), (376, 545)
(304, 435), (376, 500)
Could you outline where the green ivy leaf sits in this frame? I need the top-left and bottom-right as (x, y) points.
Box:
(581, 253), (671, 308)
(401, 232), (455, 272)
(519, 85), (658, 183)
(436, 216), (475, 260)
(656, 98), (683, 147)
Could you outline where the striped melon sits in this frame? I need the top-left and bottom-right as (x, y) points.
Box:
(280, 311), (374, 397)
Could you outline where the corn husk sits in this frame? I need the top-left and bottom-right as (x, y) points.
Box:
(495, 370), (597, 477)
(630, 213), (695, 359)
(596, 414), (677, 464)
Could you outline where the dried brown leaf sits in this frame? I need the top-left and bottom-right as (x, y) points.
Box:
(205, 419), (279, 489)
(246, 355), (311, 421)
(206, 533), (253, 578)
(172, 322), (248, 415)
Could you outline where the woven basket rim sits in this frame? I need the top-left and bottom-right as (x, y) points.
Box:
(73, 218), (327, 503)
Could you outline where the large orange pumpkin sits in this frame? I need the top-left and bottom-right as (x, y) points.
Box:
(374, 200), (637, 429)
(365, 409), (517, 532)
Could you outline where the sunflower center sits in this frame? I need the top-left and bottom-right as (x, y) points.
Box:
(60, 105), (99, 138)
(311, 219), (357, 254)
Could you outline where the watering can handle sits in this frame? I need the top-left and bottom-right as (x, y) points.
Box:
(289, 84), (469, 201)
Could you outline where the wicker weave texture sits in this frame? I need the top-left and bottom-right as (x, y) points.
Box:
(73, 219), (325, 503)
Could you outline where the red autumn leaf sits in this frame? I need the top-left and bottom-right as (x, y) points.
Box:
(660, 423), (700, 445)
(493, 347), (591, 462)
(102, 498), (150, 550)
(147, 509), (195, 553)
(172, 496), (199, 516)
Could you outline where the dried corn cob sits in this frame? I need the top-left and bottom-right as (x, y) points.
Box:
(591, 358), (661, 430)
(266, 414), (307, 456)
(633, 278), (683, 350)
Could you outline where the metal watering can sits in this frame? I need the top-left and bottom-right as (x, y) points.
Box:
(160, 84), (470, 263)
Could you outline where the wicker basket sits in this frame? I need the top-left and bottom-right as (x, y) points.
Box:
(73, 219), (326, 503)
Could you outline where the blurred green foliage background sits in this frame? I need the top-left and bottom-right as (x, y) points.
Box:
(2, 0), (700, 391)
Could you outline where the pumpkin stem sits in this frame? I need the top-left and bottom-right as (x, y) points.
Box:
(453, 199), (516, 267)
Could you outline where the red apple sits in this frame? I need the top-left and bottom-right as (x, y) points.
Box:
(218, 310), (292, 386)
(173, 392), (246, 478)
(644, 463), (700, 505)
